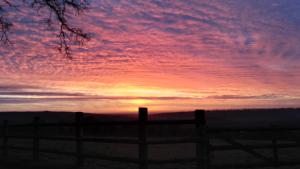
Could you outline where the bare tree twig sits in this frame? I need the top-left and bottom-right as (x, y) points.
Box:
(0, 0), (91, 58)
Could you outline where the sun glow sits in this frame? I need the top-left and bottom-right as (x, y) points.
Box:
(130, 99), (151, 106)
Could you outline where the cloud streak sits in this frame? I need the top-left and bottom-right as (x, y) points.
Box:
(0, 0), (300, 112)
(207, 94), (280, 100)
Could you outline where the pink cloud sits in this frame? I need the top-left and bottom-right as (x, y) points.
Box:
(0, 0), (300, 112)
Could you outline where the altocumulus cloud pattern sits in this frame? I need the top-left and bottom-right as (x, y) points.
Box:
(0, 0), (300, 112)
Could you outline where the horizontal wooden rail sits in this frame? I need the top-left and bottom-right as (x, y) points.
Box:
(0, 145), (76, 157)
(209, 127), (300, 132)
(5, 120), (199, 128)
(2, 134), (300, 148)
(147, 120), (197, 125)
(7, 122), (300, 132)
(79, 121), (139, 126)
(210, 135), (300, 141)
(83, 137), (139, 144)
(148, 158), (197, 164)
(147, 137), (202, 144)
(84, 154), (139, 163)
(212, 142), (300, 150)
(0, 145), (139, 163)
(1, 135), (75, 141)
(6, 122), (74, 127)
(212, 161), (300, 169)
(0, 135), (139, 144)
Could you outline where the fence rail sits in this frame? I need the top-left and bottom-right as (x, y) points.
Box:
(1, 107), (300, 169)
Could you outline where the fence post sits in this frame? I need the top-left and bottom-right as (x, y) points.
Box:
(272, 139), (279, 167)
(138, 107), (148, 169)
(2, 120), (8, 157)
(195, 110), (209, 169)
(33, 117), (40, 161)
(75, 112), (84, 167)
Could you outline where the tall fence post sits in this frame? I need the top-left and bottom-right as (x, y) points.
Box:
(75, 112), (84, 167)
(272, 139), (279, 167)
(33, 117), (40, 161)
(195, 110), (209, 169)
(138, 107), (148, 169)
(2, 120), (8, 157)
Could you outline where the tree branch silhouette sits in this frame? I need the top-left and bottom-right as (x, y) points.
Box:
(0, 0), (91, 58)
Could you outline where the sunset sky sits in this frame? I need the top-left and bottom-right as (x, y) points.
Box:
(0, 0), (300, 113)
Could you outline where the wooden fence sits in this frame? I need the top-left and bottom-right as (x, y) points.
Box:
(1, 107), (300, 169)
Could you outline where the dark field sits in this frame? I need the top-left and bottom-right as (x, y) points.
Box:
(0, 108), (300, 169)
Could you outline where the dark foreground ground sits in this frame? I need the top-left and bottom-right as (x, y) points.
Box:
(0, 108), (299, 169)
